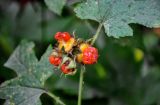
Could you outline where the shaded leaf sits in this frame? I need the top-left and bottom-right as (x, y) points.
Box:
(15, 3), (42, 41)
(45, 0), (66, 15)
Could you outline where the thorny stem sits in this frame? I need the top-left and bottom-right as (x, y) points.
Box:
(47, 91), (65, 105)
(91, 23), (103, 45)
(77, 23), (103, 105)
(78, 66), (85, 105)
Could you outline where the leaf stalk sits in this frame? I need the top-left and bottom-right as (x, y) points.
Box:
(91, 23), (103, 45)
(47, 91), (66, 105)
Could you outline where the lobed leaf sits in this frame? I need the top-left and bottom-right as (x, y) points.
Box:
(0, 86), (44, 105)
(4, 40), (38, 76)
(74, 0), (160, 38)
(0, 40), (56, 105)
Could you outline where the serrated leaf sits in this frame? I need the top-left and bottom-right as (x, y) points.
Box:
(44, 0), (66, 15)
(0, 40), (60, 105)
(74, 0), (160, 38)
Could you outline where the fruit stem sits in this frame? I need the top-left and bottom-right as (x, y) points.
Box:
(78, 66), (85, 105)
(77, 24), (102, 105)
(91, 23), (103, 45)
(47, 91), (65, 105)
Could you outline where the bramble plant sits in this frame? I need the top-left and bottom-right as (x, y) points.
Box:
(0, 0), (160, 105)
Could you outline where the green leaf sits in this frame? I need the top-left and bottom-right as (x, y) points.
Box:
(4, 40), (38, 76)
(45, 0), (66, 15)
(0, 86), (44, 105)
(0, 40), (64, 105)
(74, 0), (160, 38)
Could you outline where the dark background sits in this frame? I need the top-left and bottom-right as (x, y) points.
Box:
(0, 0), (160, 105)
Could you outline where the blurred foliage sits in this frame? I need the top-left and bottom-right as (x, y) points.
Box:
(0, 0), (160, 105)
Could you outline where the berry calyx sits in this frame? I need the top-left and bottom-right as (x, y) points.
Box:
(49, 56), (62, 66)
(82, 47), (98, 64)
(58, 37), (75, 52)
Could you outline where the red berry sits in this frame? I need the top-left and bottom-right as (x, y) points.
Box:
(54, 32), (62, 40)
(82, 47), (98, 64)
(76, 43), (89, 63)
(54, 32), (71, 42)
(61, 32), (71, 41)
(60, 64), (74, 74)
(49, 56), (62, 66)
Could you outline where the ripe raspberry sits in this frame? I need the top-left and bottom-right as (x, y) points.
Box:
(82, 47), (98, 64)
(61, 32), (71, 42)
(60, 64), (75, 74)
(49, 56), (62, 66)
(54, 32), (71, 42)
(54, 32), (62, 41)
(76, 43), (90, 63)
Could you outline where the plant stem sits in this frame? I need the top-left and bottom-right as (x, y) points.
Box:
(78, 66), (85, 105)
(77, 24), (103, 105)
(47, 91), (65, 105)
(91, 23), (103, 45)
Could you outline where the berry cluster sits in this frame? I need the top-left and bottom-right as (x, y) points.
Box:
(49, 32), (99, 75)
